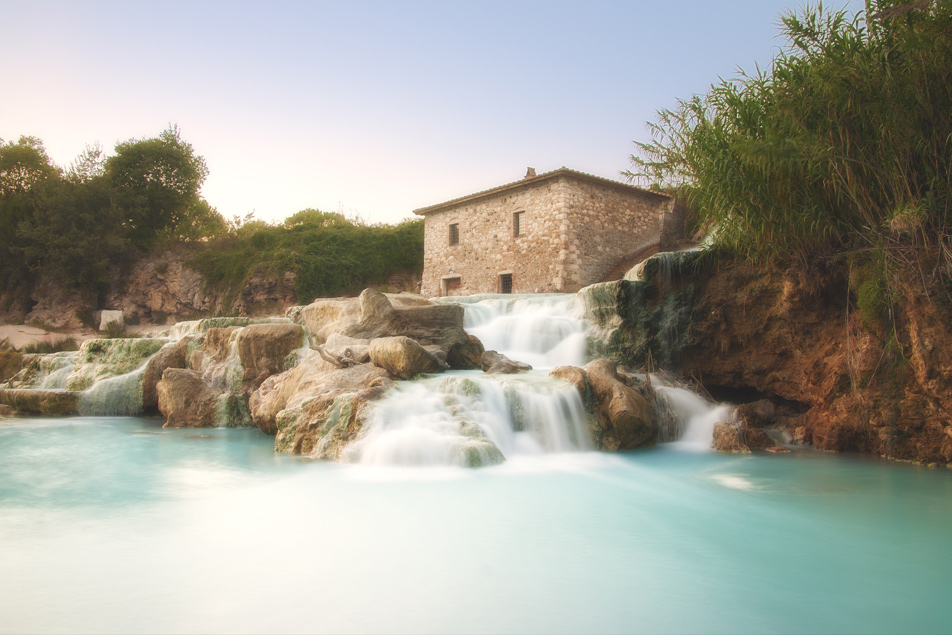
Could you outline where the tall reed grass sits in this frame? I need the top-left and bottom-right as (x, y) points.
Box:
(628, 0), (951, 295)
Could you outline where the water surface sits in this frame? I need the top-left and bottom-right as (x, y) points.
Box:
(1, 416), (950, 634)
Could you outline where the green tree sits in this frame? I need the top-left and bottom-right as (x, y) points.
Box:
(0, 137), (61, 290)
(18, 174), (129, 301)
(0, 136), (59, 196)
(105, 125), (209, 247)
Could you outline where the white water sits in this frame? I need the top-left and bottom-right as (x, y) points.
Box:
(653, 382), (734, 449)
(348, 372), (592, 467)
(346, 293), (730, 467)
(449, 294), (587, 368)
(350, 295), (592, 466)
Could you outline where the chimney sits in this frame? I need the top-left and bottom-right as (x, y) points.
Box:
(524, 167), (537, 179)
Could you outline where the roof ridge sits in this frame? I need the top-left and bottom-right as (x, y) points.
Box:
(413, 167), (670, 215)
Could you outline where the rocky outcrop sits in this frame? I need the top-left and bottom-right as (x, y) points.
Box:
(368, 336), (446, 380)
(290, 289), (481, 369)
(273, 384), (389, 460)
(712, 422), (751, 454)
(249, 358), (391, 435)
(251, 360), (393, 457)
(236, 323), (305, 388)
(480, 350), (532, 374)
(549, 359), (657, 451)
(585, 253), (952, 465)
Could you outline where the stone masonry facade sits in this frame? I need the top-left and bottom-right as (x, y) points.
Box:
(414, 168), (673, 296)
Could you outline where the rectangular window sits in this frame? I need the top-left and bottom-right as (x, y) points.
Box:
(442, 277), (461, 295)
(513, 211), (525, 237)
(449, 223), (459, 245)
(499, 273), (513, 294)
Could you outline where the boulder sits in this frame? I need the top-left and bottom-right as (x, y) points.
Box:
(142, 337), (192, 412)
(549, 366), (588, 396)
(368, 336), (447, 380)
(713, 421), (752, 454)
(250, 359), (392, 435)
(584, 358), (657, 450)
(236, 322), (305, 388)
(744, 426), (775, 450)
(157, 368), (222, 428)
(291, 289), (478, 368)
(481, 350), (532, 374)
(736, 399), (777, 428)
(274, 384), (390, 459)
(446, 334), (485, 370)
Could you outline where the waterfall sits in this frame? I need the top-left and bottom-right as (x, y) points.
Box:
(344, 372), (591, 467)
(79, 367), (147, 416)
(653, 380), (734, 451)
(442, 294), (586, 369)
(346, 295), (593, 467)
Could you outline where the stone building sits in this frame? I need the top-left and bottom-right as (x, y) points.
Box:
(414, 167), (675, 297)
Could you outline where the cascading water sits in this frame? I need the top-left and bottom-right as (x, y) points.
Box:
(349, 294), (593, 467)
(1, 272), (730, 452)
(79, 367), (147, 416)
(653, 381), (734, 450)
(447, 294), (587, 368)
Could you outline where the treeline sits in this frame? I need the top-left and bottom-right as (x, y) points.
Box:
(629, 0), (951, 302)
(189, 210), (423, 304)
(0, 127), (221, 305)
(0, 127), (423, 311)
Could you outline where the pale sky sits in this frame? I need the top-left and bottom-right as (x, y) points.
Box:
(2, 0), (862, 225)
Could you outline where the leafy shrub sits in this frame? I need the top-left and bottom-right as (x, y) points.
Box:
(189, 212), (424, 304)
(102, 321), (126, 338)
(628, 0), (952, 277)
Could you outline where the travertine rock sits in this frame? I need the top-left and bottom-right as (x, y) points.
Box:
(480, 350), (532, 374)
(583, 358), (656, 450)
(249, 359), (391, 435)
(157, 368), (221, 428)
(142, 337), (192, 411)
(368, 336), (446, 380)
(236, 323), (305, 388)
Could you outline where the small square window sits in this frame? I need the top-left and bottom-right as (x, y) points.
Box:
(513, 211), (525, 237)
(443, 277), (461, 295)
(449, 223), (460, 245)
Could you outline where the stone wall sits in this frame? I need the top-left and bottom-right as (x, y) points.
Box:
(420, 179), (567, 296)
(561, 178), (669, 290)
(418, 170), (669, 297)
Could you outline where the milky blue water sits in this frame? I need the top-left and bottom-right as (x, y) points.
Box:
(2, 416), (951, 634)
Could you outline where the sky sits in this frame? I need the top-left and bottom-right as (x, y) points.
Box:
(2, 0), (863, 225)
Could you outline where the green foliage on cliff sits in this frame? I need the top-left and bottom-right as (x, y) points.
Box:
(0, 127), (224, 305)
(628, 0), (952, 280)
(188, 210), (424, 304)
